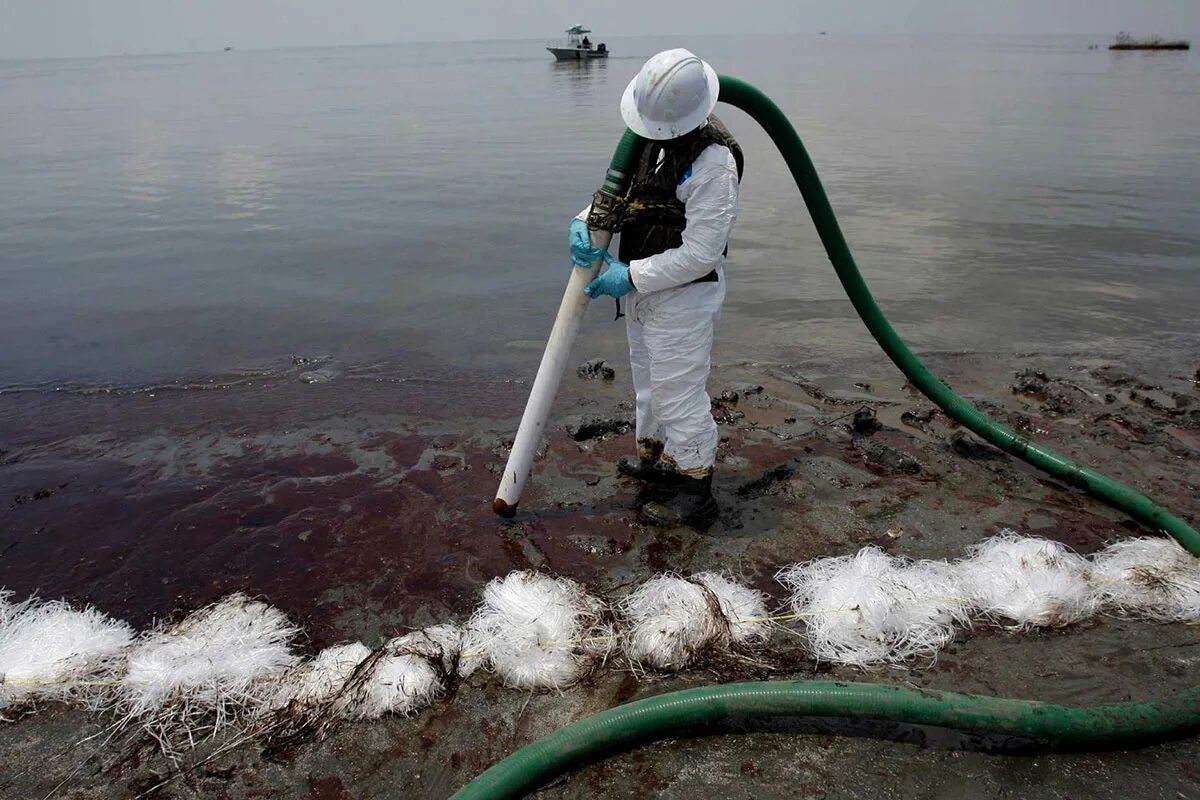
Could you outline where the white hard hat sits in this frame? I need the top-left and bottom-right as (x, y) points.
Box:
(620, 48), (719, 141)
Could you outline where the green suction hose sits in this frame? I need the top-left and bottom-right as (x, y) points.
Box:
(713, 76), (1200, 554)
(453, 76), (1200, 798)
(451, 682), (1200, 800)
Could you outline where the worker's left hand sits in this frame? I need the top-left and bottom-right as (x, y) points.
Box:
(584, 252), (634, 299)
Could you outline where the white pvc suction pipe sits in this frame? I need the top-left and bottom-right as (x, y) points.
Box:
(493, 229), (612, 516)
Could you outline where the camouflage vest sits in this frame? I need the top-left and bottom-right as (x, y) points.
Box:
(618, 115), (744, 265)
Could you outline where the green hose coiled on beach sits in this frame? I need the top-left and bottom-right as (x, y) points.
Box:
(452, 76), (1200, 799)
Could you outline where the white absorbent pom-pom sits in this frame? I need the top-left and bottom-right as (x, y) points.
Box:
(460, 572), (611, 690)
(777, 548), (965, 667)
(691, 572), (771, 644)
(0, 597), (134, 710)
(1090, 537), (1200, 621)
(957, 532), (1096, 628)
(116, 594), (299, 741)
(348, 644), (437, 719)
(622, 575), (730, 671)
(276, 642), (372, 709)
(342, 626), (462, 720)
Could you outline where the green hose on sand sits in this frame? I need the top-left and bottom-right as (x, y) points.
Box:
(452, 682), (1200, 800)
(451, 77), (1200, 799)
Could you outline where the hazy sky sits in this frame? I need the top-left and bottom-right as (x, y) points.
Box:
(3, 0), (1198, 60)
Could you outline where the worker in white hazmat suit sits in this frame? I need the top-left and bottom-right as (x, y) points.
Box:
(570, 49), (742, 529)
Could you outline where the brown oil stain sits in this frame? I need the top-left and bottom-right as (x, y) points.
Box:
(306, 775), (353, 800)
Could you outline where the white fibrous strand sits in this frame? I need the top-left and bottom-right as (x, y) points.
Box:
(956, 531), (1096, 628)
(0, 598), (133, 712)
(0, 590), (16, 626)
(459, 572), (612, 690)
(1090, 537), (1200, 621)
(777, 548), (966, 667)
(621, 575), (730, 671)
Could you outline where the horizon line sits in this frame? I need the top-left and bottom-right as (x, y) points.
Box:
(0, 30), (1172, 65)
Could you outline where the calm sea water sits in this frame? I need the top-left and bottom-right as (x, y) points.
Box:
(2, 35), (1198, 390)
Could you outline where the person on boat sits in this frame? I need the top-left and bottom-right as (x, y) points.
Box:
(568, 48), (743, 529)
(582, 35), (591, 49)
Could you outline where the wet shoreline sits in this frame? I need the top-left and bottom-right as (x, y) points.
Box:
(3, 346), (1196, 626)
(1, 346), (1198, 796)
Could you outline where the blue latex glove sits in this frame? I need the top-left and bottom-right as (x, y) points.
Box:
(569, 218), (605, 268)
(584, 252), (634, 299)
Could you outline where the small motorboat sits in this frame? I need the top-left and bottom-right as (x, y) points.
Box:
(547, 25), (609, 61)
(1108, 32), (1190, 50)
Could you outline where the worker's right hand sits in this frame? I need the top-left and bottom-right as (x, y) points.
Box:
(569, 218), (605, 268)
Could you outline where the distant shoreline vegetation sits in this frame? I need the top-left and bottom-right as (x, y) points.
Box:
(1109, 32), (1191, 51)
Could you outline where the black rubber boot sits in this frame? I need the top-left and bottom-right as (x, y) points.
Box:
(617, 456), (681, 485)
(640, 474), (719, 530)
